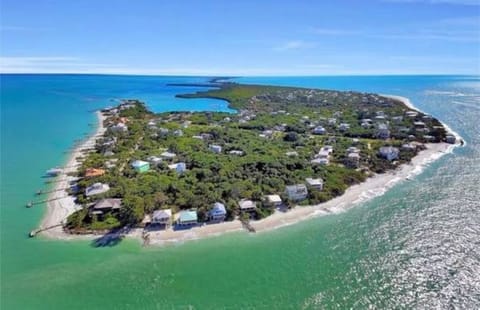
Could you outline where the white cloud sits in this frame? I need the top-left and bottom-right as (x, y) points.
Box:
(273, 40), (316, 51)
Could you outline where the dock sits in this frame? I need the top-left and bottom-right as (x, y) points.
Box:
(29, 224), (63, 237)
(26, 196), (67, 208)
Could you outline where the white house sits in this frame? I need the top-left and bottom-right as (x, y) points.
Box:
(168, 162), (186, 173)
(376, 123), (390, 139)
(312, 126), (326, 135)
(85, 183), (110, 197)
(379, 146), (400, 161)
(209, 144), (222, 154)
(110, 123), (128, 133)
(160, 151), (176, 159)
(265, 195), (282, 207)
(285, 184), (308, 201)
(305, 178), (323, 191)
(152, 209), (172, 226)
(239, 199), (256, 212)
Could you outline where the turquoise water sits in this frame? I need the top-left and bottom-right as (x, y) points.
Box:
(1, 74), (479, 309)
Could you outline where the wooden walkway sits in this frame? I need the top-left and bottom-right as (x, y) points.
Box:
(29, 224), (63, 237)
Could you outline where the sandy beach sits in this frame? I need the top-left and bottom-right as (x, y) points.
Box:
(38, 96), (462, 245)
(39, 111), (107, 238)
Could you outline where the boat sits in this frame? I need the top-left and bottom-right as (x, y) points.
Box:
(46, 167), (63, 177)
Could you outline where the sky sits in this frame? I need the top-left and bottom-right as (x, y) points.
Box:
(0, 0), (479, 75)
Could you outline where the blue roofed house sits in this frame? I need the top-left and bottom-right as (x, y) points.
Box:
(177, 210), (198, 226)
(209, 202), (227, 222)
(131, 160), (150, 173)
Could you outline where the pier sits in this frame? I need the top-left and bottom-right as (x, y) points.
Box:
(29, 224), (63, 237)
(26, 196), (67, 208)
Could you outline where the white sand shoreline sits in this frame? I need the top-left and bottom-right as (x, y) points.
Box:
(38, 96), (463, 246)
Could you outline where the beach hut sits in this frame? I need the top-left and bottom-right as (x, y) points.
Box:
(209, 202), (227, 221)
(131, 160), (150, 173)
(177, 210), (198, 226)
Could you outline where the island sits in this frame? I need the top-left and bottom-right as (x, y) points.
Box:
(36, 82), (460, 244)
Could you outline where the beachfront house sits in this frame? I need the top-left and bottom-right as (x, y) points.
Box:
(85, 182), (110, 197)
(110, 123), (128, 133)
(265, 194), (282, 208)
(446, 135), (456, 144)
(345, 152), (361, 168)
(209, 144), (222, 154)
(177, 210), (198, 226)
(209, 202), (227, 222)
(406, 111), (418, 118)
(151, 209), (172, 227)
(90, 198), (122, 216)
(379, 146), (400, 161)
(131, 160), (150, 173)
(285, 184), (308, 201)
(305, 178), (323, 191)
(239, 199), (256, 212)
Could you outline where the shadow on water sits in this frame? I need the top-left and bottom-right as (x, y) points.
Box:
(90, 226), (133, 248)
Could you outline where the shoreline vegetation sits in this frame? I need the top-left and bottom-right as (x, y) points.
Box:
(37, 81), (462, 246)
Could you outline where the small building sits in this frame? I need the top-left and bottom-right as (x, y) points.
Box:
(406, 111), (418, 118)
(328, 118), (337, 126)
(285, 151), (298, 157)
(91, 198), (122, 215)
(312, 126), (326, 135)
(345, 152), (361, 168)
(229, 150), (244, 156)
(173, 129), (183, 137)
(338, 123), (350, 132)
(265, 195), (282, 207)
(311, 157), (329, 165)
(285, 184), (308, 201)
(177, 210), (198, 226)
(239, 199), (256, 212)
(146, 156), (162, 166)
(316, 149), (330, 159)
(209, 144), (222, 154)
(110, 123), (128, 133)
(305, 178), (323, 191)
(131, 160), (150, 173)
(401, 143), (416, 151)
(376, 123), (390, 139)
(152, 209), (172, 226)
(85, 168), (106, 178)
(445, 135), (456, 144)
(85, 182), (110, 197)
(392, 116), (403, 123)
(160, 151), (176, 159)
(168, 162), (187, 173)
(378, 146), (400, 161)
(209, 202), (227, 221)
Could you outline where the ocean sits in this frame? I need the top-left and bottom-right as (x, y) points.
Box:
(1, 74), (479, 309)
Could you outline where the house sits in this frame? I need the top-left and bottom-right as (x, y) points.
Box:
(239, 199), (256, 212)
(146, 156), (162, 166)
(305, 178), (323, 190)
(346, 146), (360, 154)
(338, 123), (350, 132)
(285, 151), (298, 157)
(160, 151), (176, 160)
(445, 134), (456, 144)
(265, 195), (282, 207)
(85, 182), (110, 197)
(209, 202), (227, 221)
(328, 118), (337, 125)
(229, 150), (244, 156)
(152, 209), (172, 226)
(401, 143), (416, 151)
(392, 116), (403, 123)
(345, 152), (360, 168)
(312, 126), (326, 135)
(379, 146), (400, 161)
(376, 123), (390, 139)
(406, 111), (418, 118)
(168, 162), (186, 173)
(90, 198), (122, 215)
(85, 168), (105, 178)
(311, 158), (329, 165)
(209, 144), (222, 154)
(285, 184), (308, 201)
(173, 129), (183, 137)
(177, 210), (198, 226)
(110, 123), (128, 133)
(316, 149), (330, 159)
(131, 160), (150, 173)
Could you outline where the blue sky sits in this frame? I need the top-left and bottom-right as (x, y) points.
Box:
(0, 0), (479, 75)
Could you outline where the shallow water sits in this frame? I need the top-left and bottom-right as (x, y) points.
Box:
(1, 74), (479, 309)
